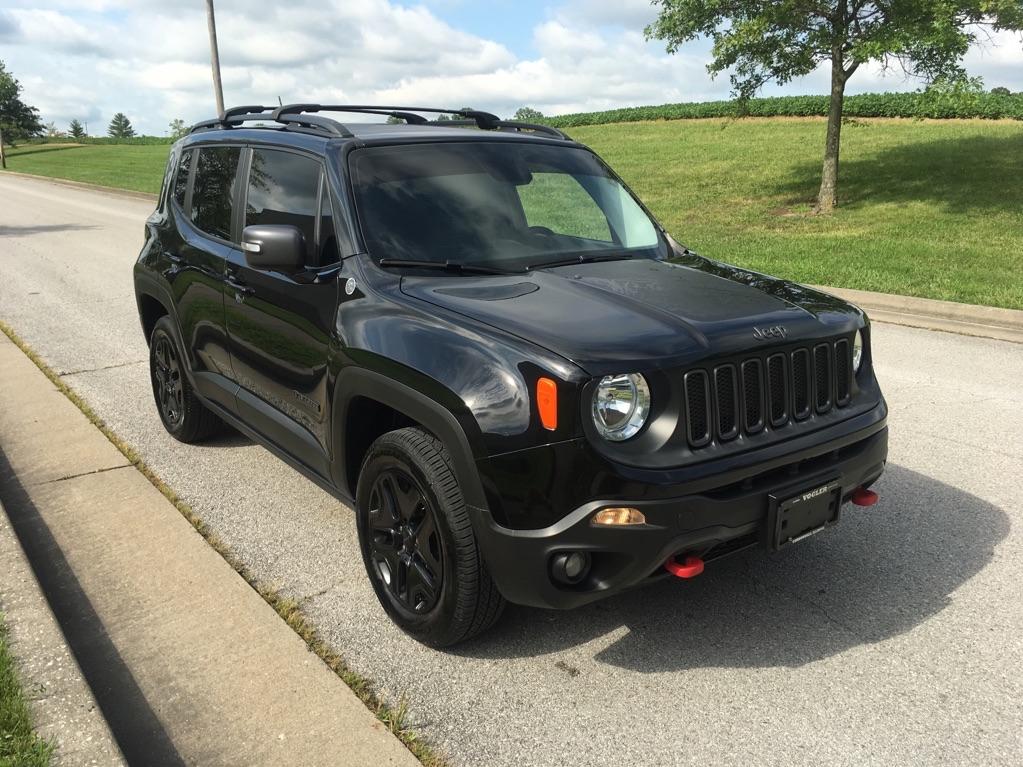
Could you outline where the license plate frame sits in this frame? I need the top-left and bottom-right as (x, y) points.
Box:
(767, 478), (842, 551)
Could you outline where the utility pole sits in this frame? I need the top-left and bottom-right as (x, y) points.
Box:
(205, 0), (226, 119)
(0, 126), (6, 170)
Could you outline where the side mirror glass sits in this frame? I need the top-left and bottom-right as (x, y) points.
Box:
(241, 225), (305, 270)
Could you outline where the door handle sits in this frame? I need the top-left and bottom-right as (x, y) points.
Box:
(225, 276), (254, 295)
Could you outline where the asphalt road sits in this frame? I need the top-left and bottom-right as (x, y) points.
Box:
(1, 173), (1021, 766)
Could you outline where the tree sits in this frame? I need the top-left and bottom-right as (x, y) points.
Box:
(45, 121), (66, 138)
(990, 86), (1013, 96)
(108, 112), (135, 138)
(646, 1), (1023, 213)
(69, 119), (86, 139)
(513, 106), (545, 122)
(169, 118), (188, 140)
(0, 59), (44, 165)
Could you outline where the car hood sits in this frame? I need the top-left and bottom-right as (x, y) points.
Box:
(399, 253), (864, 375)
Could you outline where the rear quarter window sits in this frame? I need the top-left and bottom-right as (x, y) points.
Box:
(190, 146), (242, 241)
(172, 149), (192, 207)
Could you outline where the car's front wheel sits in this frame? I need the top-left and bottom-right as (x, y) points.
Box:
(149, 316), (222, 443)
(356, 427), (505, 647)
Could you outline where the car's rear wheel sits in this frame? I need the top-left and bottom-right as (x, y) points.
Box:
(149, 316), (221, 443)
(356, 427), (505, 647)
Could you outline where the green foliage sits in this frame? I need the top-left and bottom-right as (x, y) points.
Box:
(513, 106), (545, 121)
(168, 118), (188, 140)
(0, 619), (54, 767)
(990, 86), (1013, 96)
(21, 134), (172, 145)
(107, 112), (135, 138)
(68, 119), (86, 139)
(544, 91), (1023, 127)
(646, 2), (1023, 99)
(0, 60), (43, 142)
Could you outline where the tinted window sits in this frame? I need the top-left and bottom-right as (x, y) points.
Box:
(350, 143), (664, 270)
(173, 149), (192, 207)
(191, 146), (241, 241)
(246, 149), (320, 263)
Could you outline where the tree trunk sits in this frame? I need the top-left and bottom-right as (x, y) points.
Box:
(0, 127), (6, 170)
(816, 48), (846, 213)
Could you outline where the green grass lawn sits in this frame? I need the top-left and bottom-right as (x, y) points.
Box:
(0, 618), (52, 767)
(3, 143), (169, 194)
(2, 117), (1020, 308)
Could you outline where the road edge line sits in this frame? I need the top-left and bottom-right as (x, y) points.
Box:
(0, 170), (158, 201)
(0, 319), (447, 767)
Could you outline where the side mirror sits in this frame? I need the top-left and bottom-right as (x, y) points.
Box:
(241, 225), (305, 271)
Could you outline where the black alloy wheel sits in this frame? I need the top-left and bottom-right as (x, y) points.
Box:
(367, 467), (444, 614)
(151, 332), (183, 427)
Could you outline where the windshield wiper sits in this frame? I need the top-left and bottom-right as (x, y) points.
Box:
(377, 258), (521, 275)
(525, 252), (635, 270)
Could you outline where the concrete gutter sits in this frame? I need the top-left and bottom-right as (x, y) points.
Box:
(0, 332), (420, 766)
(0, 501), (126, 766)
(811, 284), (1023, 344)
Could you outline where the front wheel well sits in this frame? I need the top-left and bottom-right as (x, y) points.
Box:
(343, 396), (420, 494)
(138, 293), (169, 344)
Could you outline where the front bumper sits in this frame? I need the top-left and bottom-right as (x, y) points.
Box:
(476, 421), (887, 609)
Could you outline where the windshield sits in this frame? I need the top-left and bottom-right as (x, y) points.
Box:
(349, 142), (668, 271)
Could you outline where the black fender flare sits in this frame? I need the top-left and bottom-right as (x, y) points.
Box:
(331, 367), (490, 514)
(133, 270), (179, 342)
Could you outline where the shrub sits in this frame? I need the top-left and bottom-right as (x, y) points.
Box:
(544, 91), (1023, 127)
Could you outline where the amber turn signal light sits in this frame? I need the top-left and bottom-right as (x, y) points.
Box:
(536, 377), (558, 431)
(592, 507), (646, 526)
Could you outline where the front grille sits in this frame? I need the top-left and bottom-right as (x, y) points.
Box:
(684, 336), (854, 450)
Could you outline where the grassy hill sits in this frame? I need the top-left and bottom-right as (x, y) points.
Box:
(2, 116), (1020, 309)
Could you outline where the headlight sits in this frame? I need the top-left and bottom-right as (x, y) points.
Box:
(592, 373), (651, 441)
(853, 329), (864, 372)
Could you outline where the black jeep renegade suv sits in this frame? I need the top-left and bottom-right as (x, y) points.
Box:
(134, 104), (887, 647)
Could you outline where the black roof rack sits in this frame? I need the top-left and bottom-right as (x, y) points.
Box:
(189, 104), (569, 141)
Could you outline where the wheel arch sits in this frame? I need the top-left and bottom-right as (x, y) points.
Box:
(332, 367), (489, 514)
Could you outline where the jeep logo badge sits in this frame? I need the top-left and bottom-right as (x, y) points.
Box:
(753, 325), (788, 341)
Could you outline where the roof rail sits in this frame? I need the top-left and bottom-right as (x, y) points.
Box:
(274, 104), (570, 140)
(188, 104), (570, 141)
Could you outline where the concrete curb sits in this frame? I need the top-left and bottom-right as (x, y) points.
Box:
(811, 284), (1023, 344)
(0, 501), (126, 766)
(0, 332), (421, 767)
(0, 170), (158, 202)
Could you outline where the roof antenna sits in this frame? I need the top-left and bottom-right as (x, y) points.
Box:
(277, 96), (283, 106)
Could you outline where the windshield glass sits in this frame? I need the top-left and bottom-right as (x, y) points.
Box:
(349, 142), (667, 271)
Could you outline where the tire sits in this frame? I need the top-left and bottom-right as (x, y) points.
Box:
(149, 316), (222, 443)
(356, 427), (505, 647)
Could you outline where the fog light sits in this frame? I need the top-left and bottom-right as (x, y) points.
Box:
(592, 507), (646, 526)
(550, 551), (591, 585)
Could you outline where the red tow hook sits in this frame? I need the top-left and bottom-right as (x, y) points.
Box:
(665, 555), (704, 579)
(851, 486), (879, 507)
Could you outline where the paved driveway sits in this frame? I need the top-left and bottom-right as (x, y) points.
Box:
(1, 173), (1020, 766)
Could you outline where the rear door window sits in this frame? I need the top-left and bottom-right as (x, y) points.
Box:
(190, 146), (242, 241)
(245, 149), (321, 264)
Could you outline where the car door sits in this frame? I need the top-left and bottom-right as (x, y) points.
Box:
(167, 143), (244, 412)
(224, 146), (340, 476)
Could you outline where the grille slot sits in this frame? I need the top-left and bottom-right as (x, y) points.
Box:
(767, 354), (788, 427)
(741, 360), (765, 434)
(814, 343), (832, 413)
(684, 371), (711, 447)
(834, 339), (851, 405)
(714, 365), (739, 441)
(791, 349), (812, 420)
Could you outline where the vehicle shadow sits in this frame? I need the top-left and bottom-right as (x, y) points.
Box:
(0, 224), (98, 236)
(767, 133), (1023, 214)
(455, 464), (1008, 670)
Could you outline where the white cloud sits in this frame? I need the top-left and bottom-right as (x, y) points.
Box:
(0, 0), (1020, 135)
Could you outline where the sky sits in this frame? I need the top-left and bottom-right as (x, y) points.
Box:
(1, 0), (1021, 136)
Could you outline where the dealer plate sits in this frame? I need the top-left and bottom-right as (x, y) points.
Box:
(769, 479), (842, 550)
